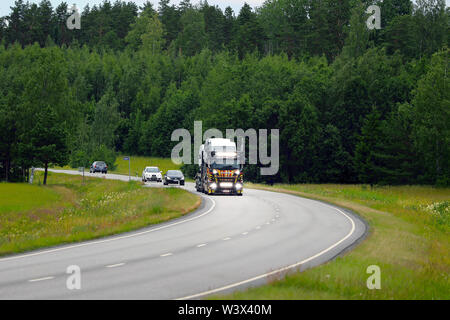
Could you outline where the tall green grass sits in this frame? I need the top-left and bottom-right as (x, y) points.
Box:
(0, 171), (200, 256)
(263, 184), (450, 232)
(215, 183), (450, 300)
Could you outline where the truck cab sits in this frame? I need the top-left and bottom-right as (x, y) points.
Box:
(196, 138), (244, 195)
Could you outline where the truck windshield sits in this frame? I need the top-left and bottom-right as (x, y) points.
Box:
(210, 160), (240, 170)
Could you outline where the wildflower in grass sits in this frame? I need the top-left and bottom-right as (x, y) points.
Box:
(423, 201), (449, 215)
(422, 201), (450, 228)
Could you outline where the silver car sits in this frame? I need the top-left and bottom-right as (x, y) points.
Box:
(142, 166), (162, 182)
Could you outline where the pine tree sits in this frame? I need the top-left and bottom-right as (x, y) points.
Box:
(29, 106), (69, 185)
(354, 107), (383, 185)
(411, 48), (449, 184)
(341, 1), (370, 59)
(223, 6), (235, 50)
(235, 3), (264, 58)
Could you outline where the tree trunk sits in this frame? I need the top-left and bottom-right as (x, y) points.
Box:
(5, 158), (9, 182)
(43, 162), (48, 185)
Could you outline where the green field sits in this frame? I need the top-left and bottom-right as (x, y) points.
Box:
(113, 155), (182, 177)
(0, 183), (63, 213)
(0, 171), (200, 256)
(215, 184), (450, 300)
(53, 155), (182, 177)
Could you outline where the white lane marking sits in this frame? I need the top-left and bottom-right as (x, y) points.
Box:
(275, 215), (280, 218)
(106, 263), (125, 268)
(197, 244), (207, 248)
(0, 195), (216, 263)
(242, 232), (248, 235)
(265, 222), (270, 225)
(255, 226), (261, 230)
(177, 204), (357, 300)
(222, 237), (231, 241)
(271, 219), (276, 222)
(29, 276), (54, 282)
(160, 253), (173, 257)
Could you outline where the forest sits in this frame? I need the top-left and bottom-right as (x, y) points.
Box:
(0, 0), (448, 185)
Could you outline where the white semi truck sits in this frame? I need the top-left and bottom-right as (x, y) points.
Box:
(195, 138), (244, 195)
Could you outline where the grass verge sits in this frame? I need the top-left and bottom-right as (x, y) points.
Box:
(0, 171), (200, 257)
(52, 155), (182, 177)
(112, 155), (181, 177)
(214, 184), (449, 300)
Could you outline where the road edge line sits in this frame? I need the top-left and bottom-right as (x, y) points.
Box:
(176, 203), (359, 300)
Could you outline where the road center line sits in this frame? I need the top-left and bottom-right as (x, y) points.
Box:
(29, 276), (54, 282)
(106, 263), (125, 268)
(197, 244), (207, 248)
(177, 202), (357, 300)
(160, 253), (173, 257)
(222, 237), (231, 241)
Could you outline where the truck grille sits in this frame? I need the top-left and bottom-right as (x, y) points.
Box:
(218, 177), (235, 183)
(218, 170), (234, 177)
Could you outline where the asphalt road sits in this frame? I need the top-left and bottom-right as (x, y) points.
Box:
(0, 169), (366, 299)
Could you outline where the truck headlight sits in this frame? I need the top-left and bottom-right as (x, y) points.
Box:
(234, 169), (240, 175)
(212, 169), (218, 174)
(235, 183), (243, 190)
(210, 182), (217, 190)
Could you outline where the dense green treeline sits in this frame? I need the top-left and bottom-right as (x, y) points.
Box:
(1, 0), (448, 60)
(0, 0), (448, 185)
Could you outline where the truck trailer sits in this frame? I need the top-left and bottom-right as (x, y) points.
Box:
(195, 138), (244, 195)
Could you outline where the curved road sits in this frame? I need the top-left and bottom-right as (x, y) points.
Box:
(0, 169), (366, 299)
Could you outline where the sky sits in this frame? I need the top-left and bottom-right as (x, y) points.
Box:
(0, 0), (449, 17)
(0, 0), (266, 17)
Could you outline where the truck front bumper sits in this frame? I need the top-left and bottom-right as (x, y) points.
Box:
(208, 182), (243, 194)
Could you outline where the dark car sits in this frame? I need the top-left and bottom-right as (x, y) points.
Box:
(90, 161), (108, 174)
(163, 170), (185, 186)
